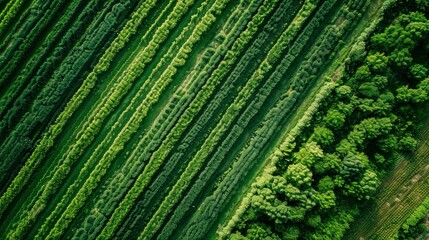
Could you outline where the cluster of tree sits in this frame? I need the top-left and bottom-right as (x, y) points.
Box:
(228, 0), (429, 239)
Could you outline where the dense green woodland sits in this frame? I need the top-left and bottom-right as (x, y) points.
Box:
(0, 0), (428, 239)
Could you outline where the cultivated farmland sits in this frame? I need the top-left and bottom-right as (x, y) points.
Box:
(0, 0), (428, 239)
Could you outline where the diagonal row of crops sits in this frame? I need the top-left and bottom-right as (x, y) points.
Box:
(0, 0), (386, 239)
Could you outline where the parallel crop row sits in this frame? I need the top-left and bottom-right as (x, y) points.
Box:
(119, 0), (291, 238)
(69, 4), (180, 239)
(0, 0), (67, 87)
(137, 0), (314, 237)
(35, 0), (223, 238)
(97, 0), (279, 237)
(0, 0), (138, 190)
(0, 0), (158, 233)
(0, 0), (25, 36)
(0, 0), (105, 187)
(0, 0), (92, 129)
(6, 0), (195, 237)
(183, 0), (368, 237)
(74, 0), (257, 238)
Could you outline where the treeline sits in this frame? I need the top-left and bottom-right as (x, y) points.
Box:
(224, 0), (429, 239)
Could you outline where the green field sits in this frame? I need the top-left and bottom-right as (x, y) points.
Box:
(0, 0), (428, 239)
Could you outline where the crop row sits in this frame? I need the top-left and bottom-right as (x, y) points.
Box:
(0, 0), (51, 54)
(0, 0), (158, 234)
(0, 0), (24, 36)
(37, 0), (229, 239)
(75, 0), (256, 238)
(69, 3), (181, 238)
(0, 0), (111, 188)
(0, 0), (96, 129)
(0, 0), (68, 87)
(156, 1), (311, 239)
(97, 0), (279, 237)
(176, 0), (349, 237)
(119, 0), (293, 238)
(136, 0), (317, 237)
(35, 0), (216, 238)
(6, 0), (195, 238)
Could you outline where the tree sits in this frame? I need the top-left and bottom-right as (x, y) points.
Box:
(318, 176), (335, 192)
(316, 190), (336, 209)
(359, 82), (380, 99)
(410, 64), (428, 80)
(335, 85), (352, 99)
(377, 135), (399, 152)
(390, 48), (413, 69)
(306, 214), (322, 228)
(416, 0), (429, 11)
(294, 142), (323, 167)
(230, 232), (247, 240)
(285, 163), (313, 187)
(358, 170), (380, 200)
(341, 152), (368, 179)
(282, 227), (299, 240)
(246, 223), (280, 240)
(336, 139), (357, 156)
(379, 91), (395, 104)
(344, 170), (380, 200)
(371, 75), (389, 88)
(354, 65), (371, 81)
(323, 108), (346, 129)
(310, 126), (335, 147)
(366, 52), (388, 74)
(314, 153), (341, 174)
(399, 134), (418, 151)
(396, 85), (428, 103)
